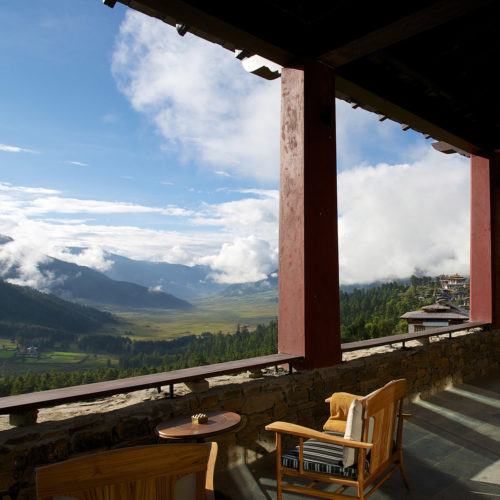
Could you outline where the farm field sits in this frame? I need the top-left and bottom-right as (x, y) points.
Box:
(104, 291), (278, 340)
(0, 340), (119, 377)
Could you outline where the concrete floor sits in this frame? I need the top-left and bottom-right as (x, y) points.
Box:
(215, 371), (500, 499)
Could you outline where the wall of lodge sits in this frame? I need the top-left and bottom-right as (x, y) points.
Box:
(1, 328), (499, 499)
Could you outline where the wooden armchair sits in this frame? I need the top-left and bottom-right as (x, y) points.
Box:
(36, 442), (217, 500)
(266, 379), (410, 499)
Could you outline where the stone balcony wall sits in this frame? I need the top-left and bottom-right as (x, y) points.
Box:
(1, 328), (499, 499)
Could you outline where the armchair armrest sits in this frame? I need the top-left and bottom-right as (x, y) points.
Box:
(265, 421), (373, 450)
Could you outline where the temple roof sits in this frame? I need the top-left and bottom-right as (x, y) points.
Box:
(401, 303), (469, 320)
(111, 0), (500, 155)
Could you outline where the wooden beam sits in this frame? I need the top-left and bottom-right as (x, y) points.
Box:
(118, 0), (294, 65)
(320, 0), (496, 68)
(335, 75), (482, 155)
(432, 141), (471, 157)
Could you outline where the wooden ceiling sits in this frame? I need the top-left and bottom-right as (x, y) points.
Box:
(111, 0), (500, 155)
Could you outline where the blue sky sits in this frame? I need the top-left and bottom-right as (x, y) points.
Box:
(0, 0), (470, 287)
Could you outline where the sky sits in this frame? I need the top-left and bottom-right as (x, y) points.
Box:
(0, 0), (470, 288)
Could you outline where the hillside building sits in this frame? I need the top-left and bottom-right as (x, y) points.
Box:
(439, 274), (468, 290)
(401, 303), (469, 333)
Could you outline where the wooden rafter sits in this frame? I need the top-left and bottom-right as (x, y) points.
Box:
(319, 0), (496, 68)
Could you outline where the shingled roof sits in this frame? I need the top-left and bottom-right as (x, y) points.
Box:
(401, 303), (469, 321)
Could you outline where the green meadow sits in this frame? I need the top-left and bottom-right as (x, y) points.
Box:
(104, 291), (278, 340)
(0, 350), (119, 377)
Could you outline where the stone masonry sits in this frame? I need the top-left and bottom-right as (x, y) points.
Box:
(1, 328), (499, 499)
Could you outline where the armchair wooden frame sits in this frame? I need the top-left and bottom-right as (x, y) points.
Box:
(266, 379), (410, 500)
(36, 442), (217, 500)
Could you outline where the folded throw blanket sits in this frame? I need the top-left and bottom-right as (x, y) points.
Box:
(323, 392), (362, 433)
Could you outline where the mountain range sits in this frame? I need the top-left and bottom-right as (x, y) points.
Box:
(0, 237), (193, 310)
(1, 234), (391, 311)
(100, 252), (226, 299)
(0, 235), (280, 310)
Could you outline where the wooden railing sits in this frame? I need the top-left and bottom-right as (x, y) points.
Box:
(0, 354), (302, 421)
(341, 321), (489, 352)
(0, 321), (489, 425)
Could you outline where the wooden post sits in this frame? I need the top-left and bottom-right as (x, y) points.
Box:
(278, 61), (342, 368)
(470, 153), (500, 327)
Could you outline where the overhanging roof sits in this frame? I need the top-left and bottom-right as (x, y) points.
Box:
(110, 0), (500, 155)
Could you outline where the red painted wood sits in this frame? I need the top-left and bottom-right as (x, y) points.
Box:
(470, 155), (493, 324)
(278, 62), (341, 369)
(279, 66), (306, 359)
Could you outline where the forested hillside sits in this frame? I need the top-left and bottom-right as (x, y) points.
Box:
(0, 280), (116, 335)
(340, 281), (434, 341)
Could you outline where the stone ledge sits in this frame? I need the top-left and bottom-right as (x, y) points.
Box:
(0, 328), (498, 499)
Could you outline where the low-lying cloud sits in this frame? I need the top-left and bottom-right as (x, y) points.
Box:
(0, 146), (469, 288)
(199, 236), (278, 284)
(338, 147), (469, 283)
(0, 185), (279, 285)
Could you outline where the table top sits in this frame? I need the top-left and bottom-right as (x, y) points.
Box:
(155, 410), (241, 441)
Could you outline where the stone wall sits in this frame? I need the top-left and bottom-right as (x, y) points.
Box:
(1, 328), (499, 499)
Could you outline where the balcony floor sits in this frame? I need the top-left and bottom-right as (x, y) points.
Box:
(215, 370), (500, 499)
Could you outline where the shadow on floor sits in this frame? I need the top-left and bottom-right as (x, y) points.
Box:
(215, 371), (500, 499)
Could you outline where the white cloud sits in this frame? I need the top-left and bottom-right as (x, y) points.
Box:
(163, 205), (194, 216)
(0, 182), (59, 195)
(0, 143), (37, 153)
(337, 147), (470, 284)
(54, 246), (114, 271)
(190, 190), (278, 240)
(7, 195), (191, 217)
(111, 11), (280, 183)
(0, 149), (471, 287)
(0, 183), (278, 284)
(189, 190), (279, 282)
(66, 160), (88, 167)
(199, 236), (277, 283)
(0, 239), (54, 292)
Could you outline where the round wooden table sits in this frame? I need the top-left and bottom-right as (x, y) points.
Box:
(155, 410), (241, 442)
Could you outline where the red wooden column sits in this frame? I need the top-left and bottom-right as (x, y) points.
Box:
(278, 61), (342, 369)
(470, 152), (500, 327)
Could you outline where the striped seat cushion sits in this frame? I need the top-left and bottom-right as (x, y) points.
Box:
(281, 431), (369, 479)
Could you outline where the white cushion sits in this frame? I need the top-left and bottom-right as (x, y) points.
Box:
(342, 399), (375, 468)
(343, 399), (363, 467)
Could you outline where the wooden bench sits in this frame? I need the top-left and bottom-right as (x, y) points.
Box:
(0, 354), (302, 425)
